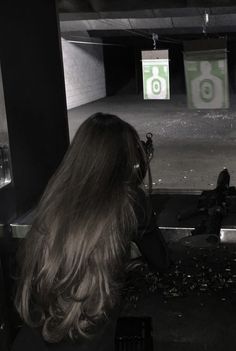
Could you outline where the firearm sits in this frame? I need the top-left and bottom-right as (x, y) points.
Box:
(178, 168), (236, 236)
(141, 133), (154, 162)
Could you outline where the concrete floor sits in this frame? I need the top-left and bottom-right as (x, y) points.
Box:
(68, 94), (236, 190)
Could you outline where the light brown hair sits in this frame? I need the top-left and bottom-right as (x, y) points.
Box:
(15, 113), (149, 342)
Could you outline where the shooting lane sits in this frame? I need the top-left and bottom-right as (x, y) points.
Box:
(61, 5), (236, 350)
(1, 1), (236, 351)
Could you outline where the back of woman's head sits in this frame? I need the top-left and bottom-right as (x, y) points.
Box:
(66, 112), (147, 191)
(15, 113), (148, 342)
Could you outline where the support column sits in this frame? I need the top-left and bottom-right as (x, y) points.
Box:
(0, 0), (69, 221)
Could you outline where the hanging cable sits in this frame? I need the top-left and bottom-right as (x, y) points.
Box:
(197, 7), (209, 35)
(152, 33), (158, 50)
(203, 9), (209, 35)
(99, 18), (151, 40)
(98, 18), (182, 45)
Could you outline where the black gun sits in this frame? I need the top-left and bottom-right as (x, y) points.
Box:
(178, 168), (236, 236)
(141, 133), (154, 162)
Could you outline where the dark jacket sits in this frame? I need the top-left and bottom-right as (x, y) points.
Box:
(11, 187), (169, 350)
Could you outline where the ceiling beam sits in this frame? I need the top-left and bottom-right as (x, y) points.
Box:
(60, 13), (236, 34)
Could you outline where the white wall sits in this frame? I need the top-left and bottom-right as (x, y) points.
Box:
(61, 38), (106, 110)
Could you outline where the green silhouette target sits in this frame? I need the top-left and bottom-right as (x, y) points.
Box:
(142, 59), (170, 100)
(184, 55), (229, 109)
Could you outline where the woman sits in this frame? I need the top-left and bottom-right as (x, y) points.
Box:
(12, 113), (168, 350)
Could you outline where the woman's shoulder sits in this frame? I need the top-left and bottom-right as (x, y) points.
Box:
(133, 186), (147, 211)
(135, 186), (146, 199)
(11, 325), (48, 351)
(11, 320), (116, 351)
(133, 186), (151, 224)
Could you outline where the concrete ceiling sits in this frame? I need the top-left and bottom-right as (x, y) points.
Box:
(58, 1), (236, 43)
(57, 0), (236, 12)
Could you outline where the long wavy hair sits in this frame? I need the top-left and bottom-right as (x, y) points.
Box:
(15, 113), (149, 343)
